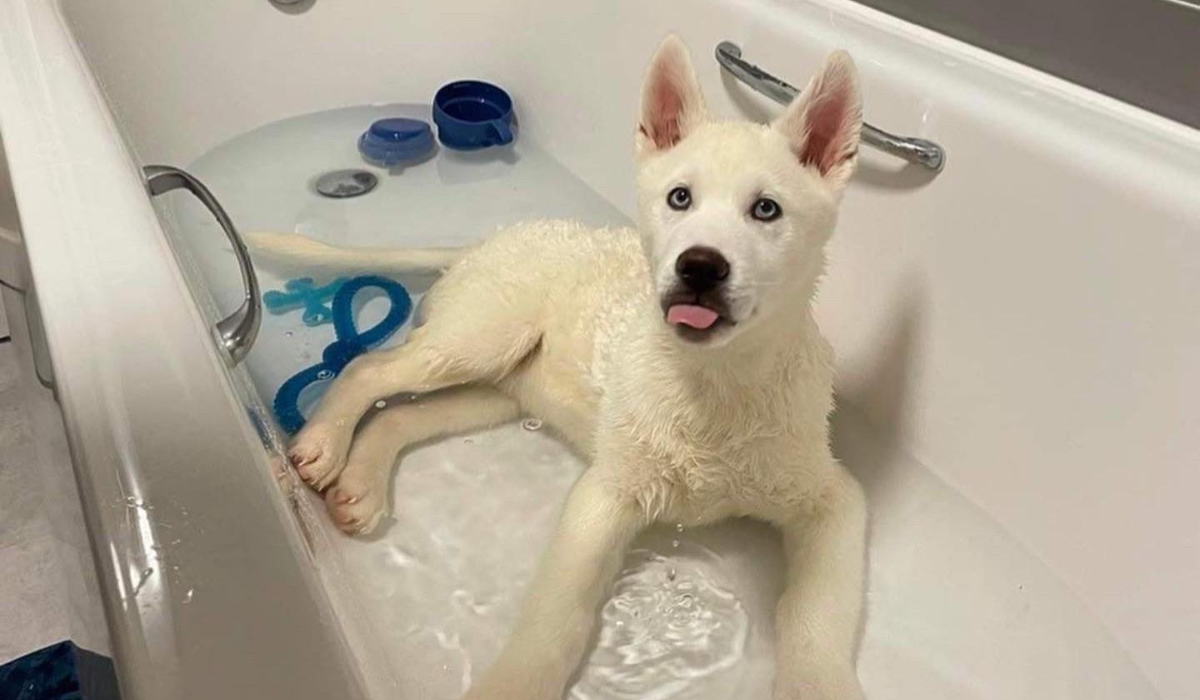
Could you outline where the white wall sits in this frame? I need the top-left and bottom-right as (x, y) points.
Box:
(59, 0), (1200, 696)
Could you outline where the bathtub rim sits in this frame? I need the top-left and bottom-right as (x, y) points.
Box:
(0, 2), (371, 699)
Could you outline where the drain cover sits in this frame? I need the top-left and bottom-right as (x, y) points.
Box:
(314, 169), (378, 198)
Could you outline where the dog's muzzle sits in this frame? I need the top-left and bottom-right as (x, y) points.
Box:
(663, 246), (732, 337)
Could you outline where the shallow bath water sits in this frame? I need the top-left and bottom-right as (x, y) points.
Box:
(570, 544), (750, 700)
(159, 105), (1159, 700)
(335, 426), (765, 699)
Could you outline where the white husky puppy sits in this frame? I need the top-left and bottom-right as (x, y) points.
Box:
(251, 35), (867, 700)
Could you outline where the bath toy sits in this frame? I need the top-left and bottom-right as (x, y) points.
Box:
(273, 275), (411, 434)
(263, 276), (350, 326)
(358, 118), (436, 167)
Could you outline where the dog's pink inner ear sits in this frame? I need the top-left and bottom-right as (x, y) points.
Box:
(643, 80), (686, 149)
(639, 37), (704, 152)
(798, 88), (858, 175)
(778, 52), (862, 179)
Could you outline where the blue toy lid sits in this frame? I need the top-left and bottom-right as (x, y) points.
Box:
(358, 117), (435, 167)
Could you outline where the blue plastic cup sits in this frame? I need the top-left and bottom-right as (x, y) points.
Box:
(433, 80), (516, 151)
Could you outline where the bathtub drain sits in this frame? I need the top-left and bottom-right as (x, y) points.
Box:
(314, 169), (378, 198)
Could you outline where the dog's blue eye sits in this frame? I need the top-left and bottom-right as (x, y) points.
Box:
(667, 187), (691, 211)
(751, 198), (781, 222)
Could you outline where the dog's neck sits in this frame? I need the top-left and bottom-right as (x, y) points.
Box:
(647, 299), (824, 390)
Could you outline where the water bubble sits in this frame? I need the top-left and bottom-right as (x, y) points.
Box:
(132, 568), (154, 595)
(671, 539), (680, 549)
(284, 331), (294, 338)
(375, 400), (388, 409)
(183, 588), (194, 604)
(463, 437), (474, 445)
(676, 523), (684, 533)
(123, 496), (152, 510)
(316, 369), (334, 380)
(522, 418), (544, 432)
(382, 545), (419, 569)
(667, 568), (677, 581)
(450, 589), (492, 615)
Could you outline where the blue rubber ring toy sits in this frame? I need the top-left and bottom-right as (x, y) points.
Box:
(273, 275), (412, 434)
(263, 276), (350, 326)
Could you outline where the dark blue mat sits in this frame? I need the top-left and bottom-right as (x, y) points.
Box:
(0, 642), (119, 700)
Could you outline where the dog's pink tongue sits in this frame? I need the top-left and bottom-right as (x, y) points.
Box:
(667, 304), (719, 330)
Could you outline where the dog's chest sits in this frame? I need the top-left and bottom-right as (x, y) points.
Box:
(602, 353), (834, 521)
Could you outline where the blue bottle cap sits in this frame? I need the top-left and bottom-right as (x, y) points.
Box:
(358, 118), (435, 167)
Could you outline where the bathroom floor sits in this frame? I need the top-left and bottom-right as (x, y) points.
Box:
(0, 293), (110, 667)
(0, 327), (67, 664)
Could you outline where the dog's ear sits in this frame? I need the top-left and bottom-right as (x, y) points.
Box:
(773, 51), (863, 188)
(637, 35), (707, 156)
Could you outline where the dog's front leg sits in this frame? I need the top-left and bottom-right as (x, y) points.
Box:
(772, 473), (868, 700)
(464, 466), (644, 700)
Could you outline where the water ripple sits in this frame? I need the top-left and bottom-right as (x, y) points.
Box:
(570, 547), (748, 700)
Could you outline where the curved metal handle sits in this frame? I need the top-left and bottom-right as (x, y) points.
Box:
(715, 41), (946, 173)
(144, 165), (261, 365)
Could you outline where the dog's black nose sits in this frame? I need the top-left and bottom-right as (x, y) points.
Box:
(675, 246), (730, 292)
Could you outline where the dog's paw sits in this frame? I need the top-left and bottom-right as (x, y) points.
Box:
(288, 422), (350, 490)
(324, 473), (388, 536)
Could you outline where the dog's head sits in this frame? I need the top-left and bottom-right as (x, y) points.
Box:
(635, 36), (862, 347)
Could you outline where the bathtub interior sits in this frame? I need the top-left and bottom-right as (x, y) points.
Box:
(54, 0), (1200, 698)
(145, 104), (1156, 700)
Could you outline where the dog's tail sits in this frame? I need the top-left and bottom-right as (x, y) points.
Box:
(245, 231), (467, 275)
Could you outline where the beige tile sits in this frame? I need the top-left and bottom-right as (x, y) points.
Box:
(0, 339), (109, 660)
(0, 536), (70, 665)
(0, 344), (47, 549)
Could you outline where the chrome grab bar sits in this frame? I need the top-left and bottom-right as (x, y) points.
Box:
(144, 165), (261, 366)
(715, 41), (946, 173)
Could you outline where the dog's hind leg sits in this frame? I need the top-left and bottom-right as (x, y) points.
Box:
(289, 308), (541, 488)
(323, 386), (520, 535)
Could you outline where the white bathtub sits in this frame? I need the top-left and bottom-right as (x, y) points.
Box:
(0, 0), (1196, 698)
